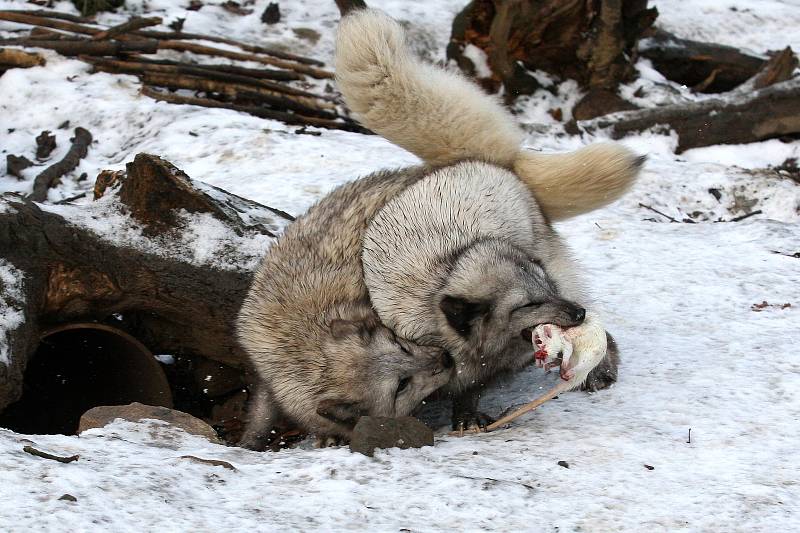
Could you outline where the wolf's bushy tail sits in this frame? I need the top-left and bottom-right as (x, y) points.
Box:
(335, 8), (643, 221)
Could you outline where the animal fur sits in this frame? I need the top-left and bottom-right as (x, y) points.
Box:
(237, 166), (453, 449)
(335, 8), (644, 221)
(362, 161), (593, 428)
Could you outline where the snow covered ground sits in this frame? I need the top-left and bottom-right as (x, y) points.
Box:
(1, 0), (799, 530)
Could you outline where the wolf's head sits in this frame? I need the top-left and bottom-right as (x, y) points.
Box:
(434, 239), (585, 384)
(315, 310), (454, 431)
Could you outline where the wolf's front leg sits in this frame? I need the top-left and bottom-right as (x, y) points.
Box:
(451, 388), (495, 432)
(581, 332), (619, 392)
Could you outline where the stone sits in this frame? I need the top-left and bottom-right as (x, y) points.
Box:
(349, 416), (434, 457)
(78, 402), (220, 443)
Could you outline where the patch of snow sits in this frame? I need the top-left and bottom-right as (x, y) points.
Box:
(462, 44), (493, 78)
(0, 260), (25, 365)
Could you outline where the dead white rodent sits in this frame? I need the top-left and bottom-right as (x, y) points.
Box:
(532, 310), (608, 389)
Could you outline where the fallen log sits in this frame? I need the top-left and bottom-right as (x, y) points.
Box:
(0, 47), (45, 68)
(118, 56), (303, 82)
(90, 16), (163, 41)
(639, 28), (767, 93)
(0, 154), (294, 413)
(141, 86), (369, 133)
(579, 78), (800, 152)
(0, 10), (331, 77)
(81, 56), (327, 101)
(158, 40), (333, 79)
(29, 128), (92, 202)
(139, 71), (336, 118)
(0, 38), (159, 56)
(2, 7), (325, 66)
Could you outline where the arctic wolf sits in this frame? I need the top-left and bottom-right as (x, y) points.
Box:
(362, 161), (593, 428)
(237, 167), (453, 448)
(335, 8), (639, 427)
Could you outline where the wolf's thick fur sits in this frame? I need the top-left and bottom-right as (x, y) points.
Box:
(362, 161), (590, 425)
(335, 8), (643, 221)
(237, 166), (453, 448)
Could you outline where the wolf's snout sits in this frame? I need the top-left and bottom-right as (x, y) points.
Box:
(571, 307), (586, 322)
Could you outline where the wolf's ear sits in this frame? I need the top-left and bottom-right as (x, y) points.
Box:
(440, 296), (489, 337)
(316, 399), (364, 427)
(329, 319), (369, 340)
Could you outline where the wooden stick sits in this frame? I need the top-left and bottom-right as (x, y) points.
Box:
(0, 38), (158, 56)
(485, 380), (573, 431)
(23, 445), (79, 463)
(141, 86), (367, 133)
(91, 16), (162, 41)
(29, 127), (92, 202)
(448, 379), (574, 437)
(158, 40), (334, 79)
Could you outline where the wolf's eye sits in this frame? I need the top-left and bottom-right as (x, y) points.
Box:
(513, 301), (543, 312)
(396, 377), (412, 394)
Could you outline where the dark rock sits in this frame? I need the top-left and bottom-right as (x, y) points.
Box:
(58, 494), (77, 502)
(644, 464), (655, 470)
(35, 130), (57, 160)
(78, 402), (220, 442)
(557, 460), (569, 468)
(349, 416), (434, 457)
(261, 2), (280, 24)
(6, 154), (33, 179)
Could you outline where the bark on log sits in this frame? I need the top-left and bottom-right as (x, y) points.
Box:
(0, 154), (294, 412)
(447, 0), (657, 108)
(578, 78), (800, 152)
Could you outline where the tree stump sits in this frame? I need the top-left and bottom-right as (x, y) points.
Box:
(447, 0), (657, 117)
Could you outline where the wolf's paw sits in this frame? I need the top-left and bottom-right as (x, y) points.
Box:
(451, 412), (495, 433)
(315, 435), (348, 448)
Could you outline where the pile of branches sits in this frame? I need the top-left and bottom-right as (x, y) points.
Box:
(0, 9), (366, 132)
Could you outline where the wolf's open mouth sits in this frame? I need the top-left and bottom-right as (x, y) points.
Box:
(520, 328), (533, 342)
